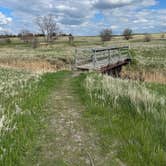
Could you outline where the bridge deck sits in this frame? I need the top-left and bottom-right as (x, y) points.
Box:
(75, 46), (131, 72)
(76, 56), (131, 71)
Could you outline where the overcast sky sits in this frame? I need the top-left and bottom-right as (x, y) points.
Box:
(0, 0), (166, 35)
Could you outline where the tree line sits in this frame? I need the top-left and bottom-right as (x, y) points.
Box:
(0, 14), (165, 44)
(99, 28), (165, 42)
(100, 28), (133, 41)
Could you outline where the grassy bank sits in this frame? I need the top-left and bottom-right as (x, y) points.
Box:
(0, 70), (68, 166)
(73, 73), (166, 166)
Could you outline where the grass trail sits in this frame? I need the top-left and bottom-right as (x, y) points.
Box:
(25, 72), (115, 166)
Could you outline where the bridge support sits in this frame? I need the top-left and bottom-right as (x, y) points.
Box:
(104, 66), (122, 77)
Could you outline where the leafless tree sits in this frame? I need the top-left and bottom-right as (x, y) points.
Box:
(36, 14), (59, 42)
(100, 29), (112, 41)
(123, 28), (133, 40)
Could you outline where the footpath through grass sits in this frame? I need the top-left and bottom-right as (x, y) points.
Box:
(24, 71), (117, 166)
(3, 70), (165, 165)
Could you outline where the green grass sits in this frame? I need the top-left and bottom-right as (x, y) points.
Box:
(73, 73), (166, 166)
(0, 68), (165, 166)
(0, 70), (68, 166)
(0, 34), (166, 165)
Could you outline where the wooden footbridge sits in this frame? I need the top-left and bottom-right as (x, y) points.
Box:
(74, 46), (131, 76)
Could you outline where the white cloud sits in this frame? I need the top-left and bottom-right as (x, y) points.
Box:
(93, 0), (157, 9)
(111, 25), (119, 29)
(0, 12), (12, 34)
(93, 0), (138, 9)
(141, 0), (158, 7)
(0, 0), (165, 35)
(0, 12), (12, 25)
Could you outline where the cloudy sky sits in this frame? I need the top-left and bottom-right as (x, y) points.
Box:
(0, 0), (166, 35)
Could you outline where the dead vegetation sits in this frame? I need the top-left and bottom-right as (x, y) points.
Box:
(100, 29), (113, 41)
(0, 58), (67, 73)
(144, 34), (152, 42)
(120, 67), (166, 84)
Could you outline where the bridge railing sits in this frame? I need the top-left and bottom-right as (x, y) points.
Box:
(74, 46), (131, 68)
(74, 48), (92, 66)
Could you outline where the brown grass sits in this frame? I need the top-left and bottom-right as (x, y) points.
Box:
(0, 58), (67, 73)
(121, 67), (166, 84)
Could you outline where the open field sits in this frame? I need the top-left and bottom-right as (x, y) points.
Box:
(0, 34), (165, 59)
(0, 34), (166, 165)
(0, 35), (166, 75)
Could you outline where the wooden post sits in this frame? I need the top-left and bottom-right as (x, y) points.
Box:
(118, 48), (121, 59)
(92, 50), (97, 68)
(74, 48), (78, 69)
(128, 43), (131, 49)
(108, 50), (111, 65)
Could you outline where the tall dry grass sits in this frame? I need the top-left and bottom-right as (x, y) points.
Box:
(84, 73), (166, 165)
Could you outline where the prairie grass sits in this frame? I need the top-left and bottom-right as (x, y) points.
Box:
(74, 73), (166, 166)
(130, 47), (166, 70)
(0, 68), (66, 165)
(125, 47), (166, 84)
(0, 68), (41, 165)
(121, 67), (166, 84)
(0, 36), (165, 62)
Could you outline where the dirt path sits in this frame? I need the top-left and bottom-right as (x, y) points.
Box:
(27, 73), (114, 166)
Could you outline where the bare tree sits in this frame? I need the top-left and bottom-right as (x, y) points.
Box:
(100, 29), (112, 41)
(36, 14), (59, 42)
(123, 28), (133, 40)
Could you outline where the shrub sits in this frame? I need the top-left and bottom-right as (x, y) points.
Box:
(5, 38), (11, 44)
(161, 33), (165, 39)
(144, 34), (152, 42)
(0, 38), (11, 44)
(123, 28), (133, 40)
(100, 29), (112, 41)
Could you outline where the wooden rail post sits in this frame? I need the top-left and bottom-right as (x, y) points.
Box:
(74, 48), (78, 69)
(128, 43), (131, 49)
(117, 48), (120, 59)
(92, 50), (97, 68)
(108, 50), (111, 65)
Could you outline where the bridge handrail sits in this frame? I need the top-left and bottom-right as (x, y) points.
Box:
(74, 46), (131, 68)
(92, 46), (129, 52)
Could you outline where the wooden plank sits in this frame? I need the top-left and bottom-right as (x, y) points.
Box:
(92, 46), (129, 52)
(76, 56), (131, 71)
(75, 45), (131, 72)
